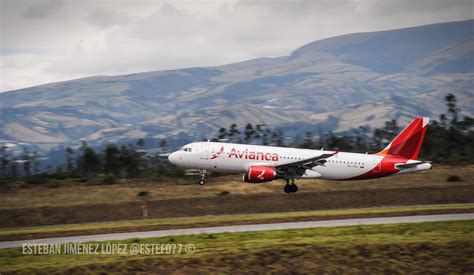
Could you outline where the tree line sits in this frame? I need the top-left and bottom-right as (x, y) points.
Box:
(0, 139), (181, 181)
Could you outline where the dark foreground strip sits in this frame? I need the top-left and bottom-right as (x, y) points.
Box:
(0, 185), (473, 227)
(1, 213), (473, 249)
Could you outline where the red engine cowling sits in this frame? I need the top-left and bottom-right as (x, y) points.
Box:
(243, 166), (276, 183)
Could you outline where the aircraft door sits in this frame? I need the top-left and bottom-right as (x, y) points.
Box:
(200, 143), (209, 160)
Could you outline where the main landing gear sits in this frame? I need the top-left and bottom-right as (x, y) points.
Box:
(284, 178), (298, 193)
(198, 170), (207, 185)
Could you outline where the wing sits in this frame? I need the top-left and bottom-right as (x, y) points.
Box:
(274, 151), (338, 178)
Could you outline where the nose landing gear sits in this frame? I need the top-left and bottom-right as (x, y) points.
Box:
(198, 170), (207, 185)
(284, 178), (298, 193)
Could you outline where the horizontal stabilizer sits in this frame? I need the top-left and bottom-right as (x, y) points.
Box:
(395, 161), (431, 169)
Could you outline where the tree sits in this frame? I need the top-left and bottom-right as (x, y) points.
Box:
(104, 144), (121, 175)
(244, 123), (255, 144)
(217, 127), (228, 140)
(228, 124), (240, 142)
(21, 148), (31, 176)
(300, 131), (315, 149)
(384, 119), (399, 141)
(65, 147), (74, 173)
(9, 159), (19, 178)
(262, 128), (271, 146)
(81, 146), (100, 174)
(136, 138), (145, 149)
(418, 93), (473, 162)
(120, 145), (141, 177)
(445, 93), (460, 124)
(32, 151), (40, 174)
(372, 128), (385, 151)
(371, 119), (398, 152)
(254, 124), (263, 140)
(439, 113), (448, 128)
(0, 144), (9, 177)
(271, 130), (285, 147)
(255, 124), (270, 145)
(318, 132), (353, 151)
(159, 140), (167, 153)
(354, 126), (369, 152)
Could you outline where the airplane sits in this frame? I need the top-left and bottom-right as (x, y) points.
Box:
(168, 117), (432, 193)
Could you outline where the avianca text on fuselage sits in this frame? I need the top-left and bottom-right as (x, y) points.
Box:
(168, 117), (432, 193)
(211, 146), (279, 161)
(226, 147), (279, 161)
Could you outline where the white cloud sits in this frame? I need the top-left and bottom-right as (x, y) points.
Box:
(1, 54), (61, 91)
(1, 0), (473, 91)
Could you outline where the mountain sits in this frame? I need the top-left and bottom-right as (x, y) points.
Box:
(1, 20), (473, 149)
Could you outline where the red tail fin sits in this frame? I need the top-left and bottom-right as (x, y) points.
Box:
(376, 117), (429, 160)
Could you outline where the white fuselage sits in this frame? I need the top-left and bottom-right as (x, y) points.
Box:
(168, 142), (431, 180)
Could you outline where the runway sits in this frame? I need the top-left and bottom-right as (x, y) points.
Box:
(1, 213), (473, 249)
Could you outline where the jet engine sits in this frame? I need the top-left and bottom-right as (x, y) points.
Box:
(243, 166), (277, 183)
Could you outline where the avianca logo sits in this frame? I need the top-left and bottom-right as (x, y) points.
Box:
(228, 148), (279, 161)
(210, 146), (224, 160)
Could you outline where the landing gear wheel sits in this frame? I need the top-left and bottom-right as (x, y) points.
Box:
(284, 179), (298, 193)
(198, 170), (207, 186)
(290, 184), (298, 193)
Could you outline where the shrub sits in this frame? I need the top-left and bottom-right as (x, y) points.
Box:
(4, 181), (27, 189)
(137, 191), (149, 197)
(46, 182), (60, 188)
(218, 191), (230, 196)
(24, 176), (49, 185)
(102, 174), (117, 185)
(447, 175), (462, 182)
(53, 174), (66, 180)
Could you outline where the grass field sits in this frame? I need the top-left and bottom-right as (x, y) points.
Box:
(0, 164), (473, 227)
(1, 220), (473, 273)
(1, 203), (473, 241)
(1, 164), (472, 209)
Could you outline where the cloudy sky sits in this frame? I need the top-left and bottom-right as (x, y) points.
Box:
(1, 0), (472, 92)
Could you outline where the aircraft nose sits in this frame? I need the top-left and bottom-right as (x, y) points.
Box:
(168, 152), (178, 164)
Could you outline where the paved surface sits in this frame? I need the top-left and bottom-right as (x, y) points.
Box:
(1, 213), (473, 249)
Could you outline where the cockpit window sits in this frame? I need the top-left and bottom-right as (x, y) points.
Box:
(180, 147), (192, 152)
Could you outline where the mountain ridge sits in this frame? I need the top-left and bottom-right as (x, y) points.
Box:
(1, 19), (473, 149)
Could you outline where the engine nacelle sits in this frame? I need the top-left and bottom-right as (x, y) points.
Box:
(243, 166), (277, 183)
